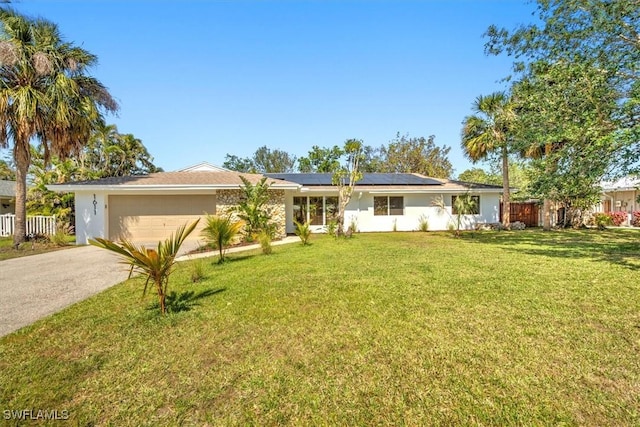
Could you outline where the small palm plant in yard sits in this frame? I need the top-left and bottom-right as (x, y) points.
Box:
(90, 220), (199, 315)
(235, 176), (272, 240)
(433, 193), (477, 237)
(201, 214), (245, 263)
(294, 219), (311, 245)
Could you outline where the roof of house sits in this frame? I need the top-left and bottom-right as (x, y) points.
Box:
(47, 171), (300, 191)
(266, 173), (503, 193)
(601, 176), (640, 191)
(177, 162), (231, 173)
(0, 180), (16, 197)
(46, 169), (503, 194)
(266, 173), (443, 186)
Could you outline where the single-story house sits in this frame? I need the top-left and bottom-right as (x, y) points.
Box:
(48, 163), (504, 245)
(594, 176), (639, 225)
(597, 176), (639, 212)
(0, 180), (16, 214)
(265, 173), (502, 234)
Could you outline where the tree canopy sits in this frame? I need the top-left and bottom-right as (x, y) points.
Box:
(484, 0), (640, 226)
(0, 8), (117, 245)
(461, 92), (515, 226)
(376, 133), (453, 179)
(0, 158), (13, 180)
(223, 146), (297, 173)
(298, 145), (343, 173)
(26, 125), (160, 225)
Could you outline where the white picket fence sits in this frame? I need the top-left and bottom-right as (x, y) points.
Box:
(0, 214), (57, 237)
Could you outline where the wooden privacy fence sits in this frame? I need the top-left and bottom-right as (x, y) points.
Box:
(0, 214), (57, 237)
(500, 202), (540, 227)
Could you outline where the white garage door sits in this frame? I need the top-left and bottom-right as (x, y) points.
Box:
(108, 195), (215, 242)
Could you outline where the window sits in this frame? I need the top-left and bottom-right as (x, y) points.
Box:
(293, 196), (339, 225)
(389, 197), (404, 215)
(451, 195), (480, 215)
(374, 196), (404, 216)
(325, 197), (339, 222)
(293, 197), (307, 224)
(309, 197), (324, 225)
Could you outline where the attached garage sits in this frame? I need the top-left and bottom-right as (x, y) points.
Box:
(108, 194), (215, 242)
(46, 168), (300, 245)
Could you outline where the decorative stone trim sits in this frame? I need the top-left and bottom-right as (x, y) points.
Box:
(215, 189), (286, 238)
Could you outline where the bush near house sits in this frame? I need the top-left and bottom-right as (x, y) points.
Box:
(632, 211), (640, 227)
(594, 211), (628, 228)
(593, 213), (613, 230)
(607, 211), (627, 226)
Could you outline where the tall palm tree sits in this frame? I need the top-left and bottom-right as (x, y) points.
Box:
(0, 8), (117, 247)
(461, 92), (515, 227)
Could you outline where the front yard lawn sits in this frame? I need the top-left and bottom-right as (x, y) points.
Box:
(0, 235), (75, 261)
(1, 229), (638, 425)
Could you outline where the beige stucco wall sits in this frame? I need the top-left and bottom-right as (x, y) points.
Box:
(216, 189), (286, 238)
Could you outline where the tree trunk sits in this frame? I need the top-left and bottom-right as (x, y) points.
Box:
(542, 143), (553, 231)
(542, 199), (552, 230)
(336, 192), (346, 237)
(12, 141), (30, 248)
(501, 146), (511, 228)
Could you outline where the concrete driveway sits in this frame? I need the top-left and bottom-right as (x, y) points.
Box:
(0, 246), (129, 337)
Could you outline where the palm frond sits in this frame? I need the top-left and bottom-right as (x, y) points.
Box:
(89, 220), (199, 314)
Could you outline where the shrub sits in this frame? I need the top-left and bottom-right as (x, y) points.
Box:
(294, 220), (311, 245)
(632, 211), (640, 227)
(349, 217), (358, 234)
(417, 214), (429, 232)
(259, 230), (273, 255)
(49, 222), (74, 247)
(190, 260), (206, 283)
(594, 213), (613, 230)
(201, 215), (245, 263)
(608, 211), (627, 226)
(326, 220), (338, 237)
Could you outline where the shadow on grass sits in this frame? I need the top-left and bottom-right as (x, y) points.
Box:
(225, 253), (259, 263)
(147, 288), (226, 313)
(460, 228), (640, 271)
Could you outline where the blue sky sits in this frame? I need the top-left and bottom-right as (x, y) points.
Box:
(11, 1), (536, 176)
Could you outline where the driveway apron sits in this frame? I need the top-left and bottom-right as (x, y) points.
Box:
(0, 246), (129, 337)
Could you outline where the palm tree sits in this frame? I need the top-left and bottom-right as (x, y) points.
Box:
(0, 8), (117, 247)
(82, 123), (120, 179)
(433, 193), (477, 237)
(201, 215), (245, 263)
(461, 92), (514, 228)
(91, 220), (199, 315)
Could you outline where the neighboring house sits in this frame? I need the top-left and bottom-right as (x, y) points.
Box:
(0, 180), (16, 214)
(595, 176), (640, 224)
(47, 163), (504, 245)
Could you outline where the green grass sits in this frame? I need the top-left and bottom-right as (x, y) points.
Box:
(1, 229), (639, 425)
(0, 235), (76, 261)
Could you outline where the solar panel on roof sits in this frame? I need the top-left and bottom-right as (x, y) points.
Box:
(265, 173), (442, 186)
